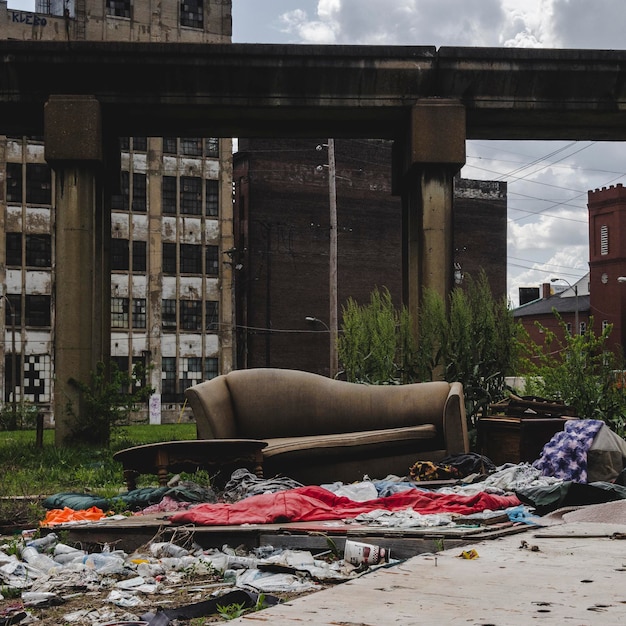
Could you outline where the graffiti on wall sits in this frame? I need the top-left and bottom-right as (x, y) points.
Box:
(11, 12), (48, 27)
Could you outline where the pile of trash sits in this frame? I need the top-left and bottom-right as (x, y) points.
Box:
(0, 531), (394, 625)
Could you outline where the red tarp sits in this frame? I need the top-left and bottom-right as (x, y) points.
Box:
(170, 486), (521, 526)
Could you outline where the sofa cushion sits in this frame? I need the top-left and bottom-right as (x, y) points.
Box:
(224, 368), (450, 439)
(262, 424), (437, 459)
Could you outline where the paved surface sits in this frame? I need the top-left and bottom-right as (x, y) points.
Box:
(229, 521), (626, 625)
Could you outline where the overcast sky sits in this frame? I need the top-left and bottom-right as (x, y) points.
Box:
(8, 0), (626, 306)
(231, 0), (626, 307)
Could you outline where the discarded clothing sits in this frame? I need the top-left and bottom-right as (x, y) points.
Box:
(409, 461), (460, 481)
(222, 468), (303, 502)
(170, 485), (520, 526)
(516, 480), (626, 515)
(42, 483), (215, 513)
(437, 462), (561, 497)
(440, 453), (496, 477)
(533, 419), (604, 483)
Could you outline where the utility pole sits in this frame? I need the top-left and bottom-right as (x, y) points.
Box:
(327, 139), (338, 379)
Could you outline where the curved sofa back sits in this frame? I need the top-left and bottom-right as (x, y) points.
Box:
(187, 368), (454, 441)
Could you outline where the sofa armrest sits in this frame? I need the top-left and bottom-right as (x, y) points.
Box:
(443, 382), (469, 454)
(185, 375), (237, 439)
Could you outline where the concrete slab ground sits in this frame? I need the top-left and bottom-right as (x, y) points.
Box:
(226, 521), (626, 625)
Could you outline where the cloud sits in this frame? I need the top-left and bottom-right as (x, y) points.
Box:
(279, 8), (338, 43)
(551, 0), (626, 48)
(280, 0), (506, 46)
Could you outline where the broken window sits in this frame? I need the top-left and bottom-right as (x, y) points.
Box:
(25, 295), (51, 327)
(163, 138), (178, 154)
(204, 356), (218, 380)
(106, 0), (131, 18)
(163, 243), (177, 274)
(6, 163), (22, 204)
(5, 233), (22, 266)
(181, 138), (203, 156)
(180, 0), (203, 29)
(133, 137), (147, 151)
(4, 353), (22, 403)
(25, 235), (52, 268)
(180, 243), (202, 274)
(180, 300), (202, 330)
(206, 300), (219, 331)
(162, 176), (177, 214)
(111, 297), (129, 328)
(162, 299), (177, 329)
(206, 180), (219, 216)
(132, 298), (147, 329)
(132, 240), (147, 273)
(26, 164), (52, 205)
(205, 138), (219, 157)
(161, 357), (178, 402)
(132, 173), (147, 212)
(4, 295), (20, 327)
(180, 356), (203, 392)
(119, 137), (130, 151)
(111, 238), (130, 271)
(206, 245), (219, 276)
(180, 176), (202, 215)
(111, 171), (130, 210)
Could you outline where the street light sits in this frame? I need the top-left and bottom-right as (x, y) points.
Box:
(551, 277), (579, 335)
(305, 316), (330, 331)
(0, 295), (17, 417)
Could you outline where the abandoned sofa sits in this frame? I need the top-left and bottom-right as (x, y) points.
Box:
(185, 368), (469, 485)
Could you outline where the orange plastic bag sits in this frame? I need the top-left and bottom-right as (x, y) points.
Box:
(41, 506), (106, 526)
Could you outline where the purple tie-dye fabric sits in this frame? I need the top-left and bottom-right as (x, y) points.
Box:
(532, 419), (604, 483)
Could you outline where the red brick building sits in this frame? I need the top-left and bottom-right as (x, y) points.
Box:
(514, 183), (626, 358)
(588, 185), (626, 355)
(233, 138), (507, 376)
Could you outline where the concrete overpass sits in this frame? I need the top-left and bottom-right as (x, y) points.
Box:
(2, 42), (626, 442)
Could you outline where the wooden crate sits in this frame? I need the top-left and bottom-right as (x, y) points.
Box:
(477, 416), (572, 465)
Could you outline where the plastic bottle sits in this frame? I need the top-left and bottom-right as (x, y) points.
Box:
(20, 546), (59, 574)
(150, 542), (189, 558)
(26, 532), (58, 552)
(83, 552), (126, 574)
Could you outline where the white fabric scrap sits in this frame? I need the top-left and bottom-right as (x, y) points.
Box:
(354, 508), (454, 528)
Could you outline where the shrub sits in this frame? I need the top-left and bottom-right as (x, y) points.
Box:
(66, 361), (154, 447)
(520, 315), (626, 437)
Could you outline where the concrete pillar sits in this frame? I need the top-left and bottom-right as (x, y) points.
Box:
(44, 95), (108, 446)
(398, 100), (466, 332)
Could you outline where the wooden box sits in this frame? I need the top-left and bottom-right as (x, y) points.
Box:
(477, 416), (572, 466)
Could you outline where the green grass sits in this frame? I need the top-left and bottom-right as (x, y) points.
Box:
(0, 424), (197, 529)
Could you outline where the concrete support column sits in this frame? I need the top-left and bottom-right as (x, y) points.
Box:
(44, 95), (107, 446)
(398, 100), (466, 333)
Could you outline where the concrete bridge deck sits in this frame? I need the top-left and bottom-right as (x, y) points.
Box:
(3, 43), (626, 140)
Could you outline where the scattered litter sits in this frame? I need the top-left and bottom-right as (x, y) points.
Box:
(0, 530), (392, 625)
(458, 549), (479, 559)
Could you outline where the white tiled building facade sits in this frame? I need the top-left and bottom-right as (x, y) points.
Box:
(0, 0), (234, 423)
